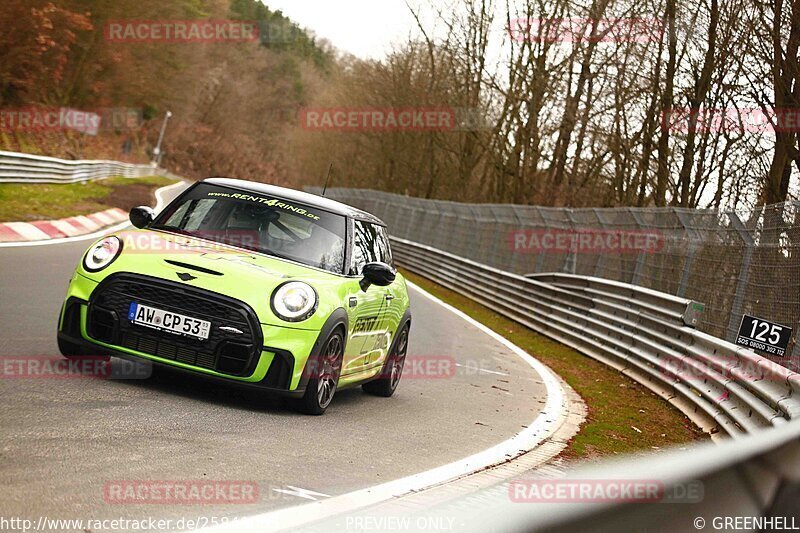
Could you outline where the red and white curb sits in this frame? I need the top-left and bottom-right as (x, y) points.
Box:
(0, 180), (186, 248)
(0, 209), (128, 243)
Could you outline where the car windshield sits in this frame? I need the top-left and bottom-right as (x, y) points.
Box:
(152, 183), (346, 274)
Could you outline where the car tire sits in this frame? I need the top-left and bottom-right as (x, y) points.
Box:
(296, 329), (344, 415)
(363, 324), (409, 398)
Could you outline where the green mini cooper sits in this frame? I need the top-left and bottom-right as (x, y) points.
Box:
(57, 178), (411, 414)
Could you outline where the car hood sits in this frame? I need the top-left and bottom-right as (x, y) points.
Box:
(79, 229), (346, 328)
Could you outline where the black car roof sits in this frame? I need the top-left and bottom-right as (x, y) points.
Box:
(203, 177), (386, 226)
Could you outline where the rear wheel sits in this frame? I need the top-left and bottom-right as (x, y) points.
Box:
(296, 330), (344, 415)
(363, 324), (409, 398)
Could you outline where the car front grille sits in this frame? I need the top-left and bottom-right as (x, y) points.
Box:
(88, 273), (263, 377)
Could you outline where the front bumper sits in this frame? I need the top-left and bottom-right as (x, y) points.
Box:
(58, 272), (324, 397)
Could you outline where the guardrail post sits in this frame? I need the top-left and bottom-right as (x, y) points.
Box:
(454, 203), (474, 261)
(793, 203), (800, 367)
(431, 200), (448, 251)
(563, 209), (578, 275)
(593, 208), (609, 278)
(508, 205), (525, 274)
(402, 203), (418, 242)
(532, 207), (547, 274)
(674, 210), (699, 298)
(484, 206), (502, 268)
(725, 212), (755, 343)
(629, 210), (647, 285)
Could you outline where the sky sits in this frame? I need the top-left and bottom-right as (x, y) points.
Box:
(262, 0), (420, 59)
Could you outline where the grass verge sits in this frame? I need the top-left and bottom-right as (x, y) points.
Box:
(403, 269), (709, 461)
(0, 176), (179, 222)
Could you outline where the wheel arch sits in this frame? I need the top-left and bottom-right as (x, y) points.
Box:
(297, 307), (349, 389)
(395, 307), (412, 338)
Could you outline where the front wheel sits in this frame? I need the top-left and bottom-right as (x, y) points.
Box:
(296, 330), (344, 415)
(363, 324), (409, 398)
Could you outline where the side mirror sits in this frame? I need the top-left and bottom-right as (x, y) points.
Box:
(360, 262), (397, 291)
(130, 206), (155, 229)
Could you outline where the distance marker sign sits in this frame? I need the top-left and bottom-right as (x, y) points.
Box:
(736, 315), (792, 357)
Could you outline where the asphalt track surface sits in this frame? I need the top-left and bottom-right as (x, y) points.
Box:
(0, 188), (549, 529)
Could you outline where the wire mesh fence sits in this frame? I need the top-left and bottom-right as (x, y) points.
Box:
(310, 187), (800, 372)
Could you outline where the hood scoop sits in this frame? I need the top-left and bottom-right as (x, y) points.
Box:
(164, 259), (224, 276)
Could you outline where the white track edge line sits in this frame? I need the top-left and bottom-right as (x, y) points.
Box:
(195, 280), (567, 533)
(0, 180), (186, 248)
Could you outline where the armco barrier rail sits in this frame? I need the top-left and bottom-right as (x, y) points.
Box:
(295, 237), (800, 532)
(392, 416), (800, 532)
(0, 149), (156, 183)
(391, 238), (800, 439)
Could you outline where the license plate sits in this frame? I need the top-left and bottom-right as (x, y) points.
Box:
(128, 302), (211, 340)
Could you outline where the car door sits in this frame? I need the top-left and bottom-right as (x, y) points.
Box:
(342, 219), (391, 375)
(369, 224), (403, 367)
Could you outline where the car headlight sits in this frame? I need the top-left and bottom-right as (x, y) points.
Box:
(83, 236), (122, 272)
(271, 281), (318, 322)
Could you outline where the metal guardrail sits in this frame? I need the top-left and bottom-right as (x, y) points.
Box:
(391, 238), (800, 439)
(396, 415), (800, 532)
(0, 150), (156, 183)
(390, 237), (800, 529)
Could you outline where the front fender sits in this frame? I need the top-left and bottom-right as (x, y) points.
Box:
(292, 307), (349, 391)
